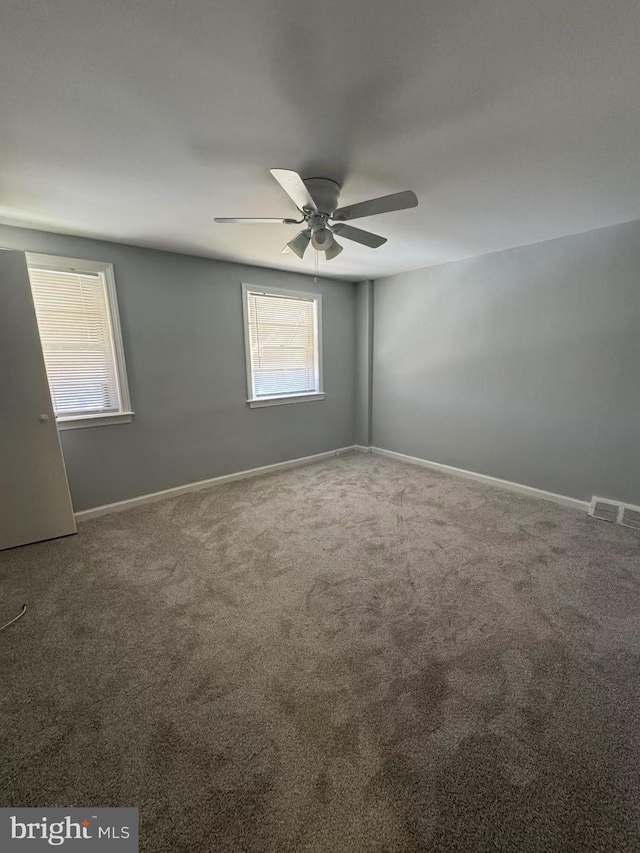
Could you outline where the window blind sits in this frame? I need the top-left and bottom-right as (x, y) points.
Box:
(29, 267), (121, 417)
(246, 291), (319, 398)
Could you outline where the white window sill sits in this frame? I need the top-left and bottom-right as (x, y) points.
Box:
(56, 411), (134, 430)
(248, 393), (325, 409)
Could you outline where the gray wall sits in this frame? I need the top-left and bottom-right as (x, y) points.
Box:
(373, 219), (640, 504)
(354, 280), (373, 447)
(0, 225), (356, 511)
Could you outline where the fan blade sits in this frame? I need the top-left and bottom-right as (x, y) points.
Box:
(270, 169), (318, 212)
(325, 239), (343, 261)
(285, 229), (311, 259)
(332, 190), (418, 222)
(331, 223), (387, 248)
(214, 217), (299, 224)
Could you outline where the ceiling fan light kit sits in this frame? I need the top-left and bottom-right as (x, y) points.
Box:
(310, 223), (333, 251)
(285, 229), (311, 259)
(215, 169), (418, 262)
(325, 239), (343, 260)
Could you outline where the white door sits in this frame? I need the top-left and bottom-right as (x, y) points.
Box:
(0, 250), (76, 550)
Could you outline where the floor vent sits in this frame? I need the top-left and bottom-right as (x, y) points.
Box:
(589, 497), (640, 529)
(621, 507), (640, 530)
(589, 498), (620, 523)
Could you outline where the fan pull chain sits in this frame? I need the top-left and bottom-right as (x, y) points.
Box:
(314, 249), (319, 283)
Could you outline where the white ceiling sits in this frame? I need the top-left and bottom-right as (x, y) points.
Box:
(1, 0), (640, 281)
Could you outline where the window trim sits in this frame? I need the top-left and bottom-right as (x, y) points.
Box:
(242, 283), (324, 408)
(26, 253), (133, 429)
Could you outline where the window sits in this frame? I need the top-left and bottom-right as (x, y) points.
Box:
(242, 284), (324, 407)
(26, 254), (133, 429)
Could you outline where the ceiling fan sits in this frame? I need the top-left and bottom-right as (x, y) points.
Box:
(215, 169), (418, 261)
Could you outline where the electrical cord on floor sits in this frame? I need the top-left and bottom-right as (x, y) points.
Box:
(0, 604), (26, 632)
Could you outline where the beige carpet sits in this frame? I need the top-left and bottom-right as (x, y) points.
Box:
(1, 452), (639, 851)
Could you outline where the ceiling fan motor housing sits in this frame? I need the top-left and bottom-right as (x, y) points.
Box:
(303, 177), (341, 215)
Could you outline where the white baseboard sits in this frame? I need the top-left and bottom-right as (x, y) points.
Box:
(75, 446), (356, 521)
(75, 442), (589, 521)
(370, 446), (589, 512)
